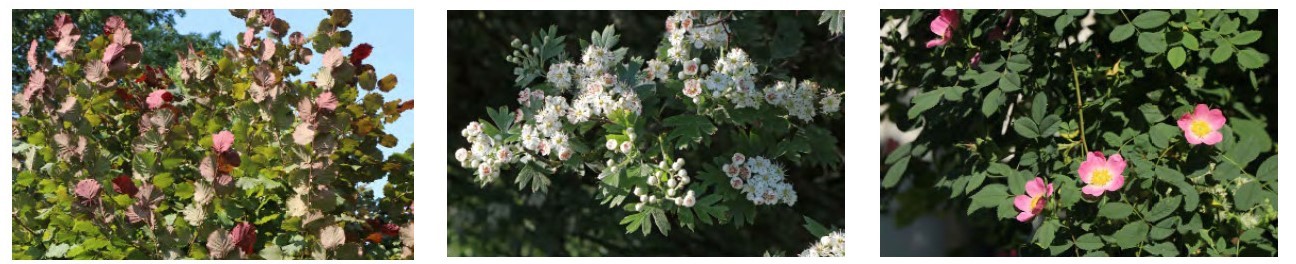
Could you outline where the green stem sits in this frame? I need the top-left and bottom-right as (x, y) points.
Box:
(1069, 59), (1089, 153)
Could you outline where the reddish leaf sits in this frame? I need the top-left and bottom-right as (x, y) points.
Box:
(261, 38), (276, 61)
(230, 221), (257, 254)
(146, 89), (172, 110)
(74, 179), (101, 205)
(111, 174), (138, 197)
(212, 130), (235, 154)
(323, 47), (345, 68)
(317, 92), (339, 111)
(398, 100), (414, 113)
(242, 27), (255, 47)
(289, 32), (305, 46)
(103, 16), (126, 36)
(349, 43), (373, 66)
(321, 225), (345, 250)
(365, 232), (383, 243)
(293, 123), (316, 146)
(102, 43), (125, 64)
(257, 9), (276, 26)
(207, 229), (233, 259)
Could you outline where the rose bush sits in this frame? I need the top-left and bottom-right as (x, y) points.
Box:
(881, 9), (1276, 256)
(12, 9), (414, 259)
(448, 10), (845, 256)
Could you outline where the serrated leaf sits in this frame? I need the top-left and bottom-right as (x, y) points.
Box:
(1138, 32), (1168, 53)
(1110, 24), (1136, 43)
(882, 157), (909, 189)
(1099, 202), (1134, 220)
(320, 225), (345, 250)
(908, 89), (943, 119)
(981, 88), (1005, 117)
(999, 71), (1022, 92)
(1075, 233), (1104, 250)
(1112, 221), (1149, 249)
(662, 115), (717, 149)
(1034, 219), (1060, 248)
(1132, 10), (1171, 29)
(1145, 242), (1179, 256)
(968, 184), (1009, 215)
(1211, 44), (1234, 63)
(1145, 196), (1181, 222)
(1230, 30), (1262, 45)
(1167, 47), (1186, 69)
(1236, 48), (1268, 69)
(1234, 181), (1262, 210)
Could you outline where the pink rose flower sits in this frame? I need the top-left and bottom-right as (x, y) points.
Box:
(926, 9), (959, 48)
(1013, 177), (1054, 222)
(1078, 151), (1126, 196)
(1176, 104), (1227, 145)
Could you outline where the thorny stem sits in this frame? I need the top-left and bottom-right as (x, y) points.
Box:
(1070, 59), (1089, 153)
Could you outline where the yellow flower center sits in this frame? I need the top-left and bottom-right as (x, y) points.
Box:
(1029, 195), (1044, 212)
(1190, 120), (1212, 138)
(1091, 169), (1112, 186)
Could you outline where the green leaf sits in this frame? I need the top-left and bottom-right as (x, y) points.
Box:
(882, 157), (909, 189)
(1149, 217), (1177, 241)
(1236, 48), (1268, 69)
(1075, 233), (1104, 250)
(968, 183), (1009, 215)
(1013, 118), (1040, 138)
(908, 89), (944, 119)
(1109, 24), (1136, 43)
(1149, 123), (1179, 149)
(1006, 54), (1031, 72)
(1256, 156), (1277, 182)
(943, 86), (969, 102)
(1167, 47), (1186, 69)
(1234, 181), (1262, 210)
(1139, 104), (1166, 123)
(1099, 202), (1134, 220)
(1031, 92), (1048, 121)
(972, 70), (1000, 89)
(515, 163), (550, 193)
(885, 143), (912, 165)
(1155, 165), (1185, 183)
(1033, 9), (1063, 17)
(802, 216), (830, 238)
(1182, 33), (1200, 50)
(981, 88), (1005, 117)
(1145, 195), (1182, 222)
(1145, 242), (1179, 256)
(1230, 30), (1263, 45)
(1226, 119), (1272, 167)
(1112, 221), (1149, 249)
(153, 172), (175, 189)
(1137, 32), (1168, 53)
(45, 243), (71, 258)
(1034, 219), (1060, 248)
(1132, 10), (1171, 29)
(965, 171), (987, 195)
(1210, 43), (1234, 63)
(662, 115), (717, 150)
(998, 71), (1022, 92)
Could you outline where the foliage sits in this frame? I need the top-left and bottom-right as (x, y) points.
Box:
(880, 9), (1277, 256)
(447, 10), (845, 256)
(12, 9), (414, 260)
(881, 9), (1275, 256)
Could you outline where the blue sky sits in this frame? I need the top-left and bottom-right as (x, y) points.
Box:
(175, 10), (414, 198)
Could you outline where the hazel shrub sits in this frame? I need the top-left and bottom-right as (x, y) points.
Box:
(12, 9), (414, 260)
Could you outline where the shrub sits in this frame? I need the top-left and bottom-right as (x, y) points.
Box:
(448, 10), (846, 256)
(880, 9), (1277, 256)
(12, 9), (414, 260)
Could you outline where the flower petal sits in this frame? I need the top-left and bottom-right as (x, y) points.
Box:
(1078, 152), (1106, 183)
(1016, 211), (1036, 222)
(925, 38), (947, 48)
(1201, 131), (1224, 145)
(1025, 177), (1046, 197)
(1014, 194), (1034, 212)
(1081, 185), (1106, 196)
(929, 14), (951, 37)
(1183, 130), (1204, 145)
(1204, 108), (1227, 129)
(1046, 183), (1055, 197)
(1105, 173), (1125, 191)
(1107, 153), (1127, 178)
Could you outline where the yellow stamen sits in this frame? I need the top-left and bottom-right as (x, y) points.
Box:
(1190, 120), (1212, 138)
(1091, 169), (1112, 186)
(1029, 195), (1044, 212)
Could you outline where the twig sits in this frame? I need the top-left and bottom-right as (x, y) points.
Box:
(1069, 58), (1089, 153)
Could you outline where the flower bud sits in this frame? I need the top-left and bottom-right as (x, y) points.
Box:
(667, 189), (677, 197)
(667, 179), (678, 188)
(658, 160), (668, 169)
(677, 169), (688, 178)
(634, 186), (645, 196)
(511, 38), (522, 48)
(647, 176), (658, 186)
(522, 44), (530, 51)
(635, 203), (644, 212)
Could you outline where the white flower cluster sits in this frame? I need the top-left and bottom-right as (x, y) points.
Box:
(633, 157), (698, 211)
(665, 11), (729, 63)
(657, 13), (843, 121)
(798, 231), (845, 257)
(724, 153), (797, 206)
(456, 121), (506, 184)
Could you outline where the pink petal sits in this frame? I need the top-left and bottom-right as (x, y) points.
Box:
(1014, 194), (1034, 212)
(1025, 177), (1046, 197)
(1183, 130), (1204, 145)
(1204, 108), (1227, 129)
(1191, 104), (1211, 121)
(1105, 173), (1125, 191)
(925, 38), (948, 48)
(940, 9), (960, 31)
(1046, 183), (1055, 197)
(1177, 113), (1194, 134)
(1016, 211), (1035, 222)
(929, 14), (951, 37)
(1081, 185), (1106, 196)
(1078, 152), (1106, 183)
(1107, 153), (1127, 177)
(1200, 131), (1223, 145)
